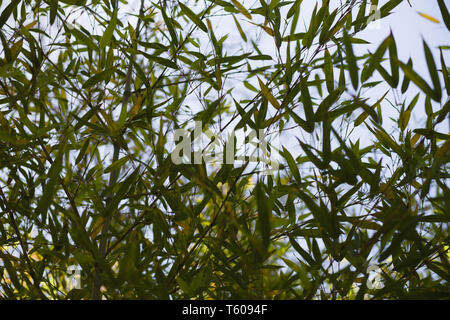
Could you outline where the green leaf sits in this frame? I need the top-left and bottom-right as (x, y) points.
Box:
(235, 99), (256, 129)
(379, 0), (402, 18)
(413, 129), (450, 140)
(255, 181), (270, 252)
(438, 0), (450, 31)
(361, 35), (390, 83)
(299, 140), (326, 170)
(322, 114), (331, 165)
(75, 138), (90, 164)
(296, 189), (338, 238)
(69, 27), (97, 51)
(118, 231), (139, 280)
(104, 156), (130, 173)
(282, 33), (305, 42)
(106, 170), (139, 214)
(50, 0), (58, 25)
(161, 5), (178, 47)
(343, 29), (358, 90)
(315, 89), (341, 121)
(233, 15), (247, 42)
(179, 3), (207, 32)
(82, 68), (114, 89)
(36, 137), (67, 220)
(398, 60), (440, 101)
(282, 147), (301, 184)
(288, 236), (315, 266)
(300, 77), (314, 132)
(248, 54), (272, 61)
(401, 58), (413, 93)
(323, 48), (334, 93)
(118, 101), (128, 129)
(372, 127), (403, 155)
(99, 9), (117, 50)
(141, 52), (179, 69)
(423, 39), (441, 100)
(0, 0), (20, 29)
(287, 0), (303, 19)
(388, 33), (399, 87)
(198, 97), (222, 126)
(354, 92), (386, 126)
(281, 257), (302, 273)
(441, 49), (450, 96)
(287, 107), (311, 133)
(17, 104), (38, 134)
(354, 0), (367, 32)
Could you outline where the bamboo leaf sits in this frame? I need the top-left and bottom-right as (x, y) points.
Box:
(343, 29), (359, 90)
(99, 9), (117, 49)
(161, 5), (178, 47)
(179, 3), (208, 32)
(232, 0), (252, 20)
(300, 77), (315, 132)
(361, 35), (390, 83)
(258, 77), (281, 109)
(282, 147), (301, 184)
(287, 0), (303, 19)
(82, 68), (114, 89)
(50, 0), (58, 25)
(69, 27), (97, 51)
(36, 137), (67, 221)
(418, 12), (440, 24)
(104, 156), (130, 173)
(141, 51), (179, 69)
(423, 39), (442, 100)
(398, 60), (440, 101)
(324, 48), (334, 93)
(233, 15), (247, 42)
(0, 0), (20, 29)
(255, 181), (270, 252)
(441, 48), (450, 96)
(289, 236), (315, 266)
(437, 0), (450, 31)
(379, 0), (402, 18)
(389, 33), (399, 87)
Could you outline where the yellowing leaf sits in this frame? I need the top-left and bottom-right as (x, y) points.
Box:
(435, 139), (450, 159)
(410, 133), (420, 147)
(24, 20), (37, 30)
(418, 12), (440, 23)
(258, 77), (280, 109)
(261, 24), (274, 36)
(99, 109), (119, 137)
(90, 216), (105, 240)
(30, 252), (43, 261)
(400, 109), (411, 130)
(232, 0), (252, 20)
(380, 183), (395, 200)
(129, 95), (144, 120)
(412, 180), (422, 189)
(248, 21), (273, 35)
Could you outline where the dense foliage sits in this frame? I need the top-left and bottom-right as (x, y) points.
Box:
(0, 0), (449, 299)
